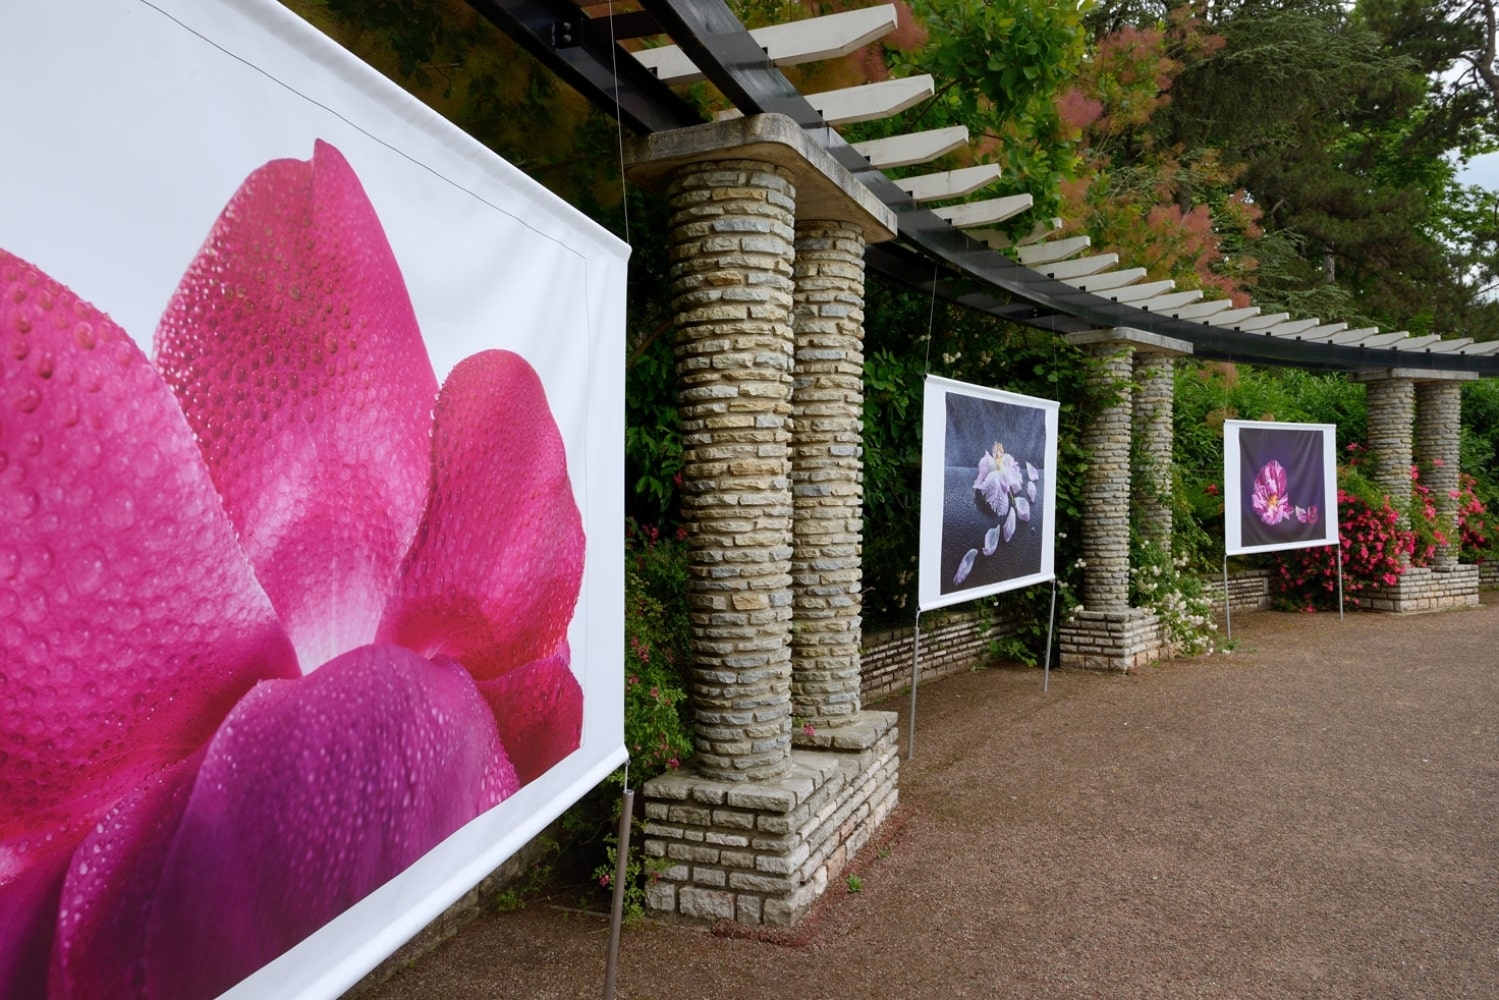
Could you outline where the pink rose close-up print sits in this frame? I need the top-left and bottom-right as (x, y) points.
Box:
(0, 141), (585, 999)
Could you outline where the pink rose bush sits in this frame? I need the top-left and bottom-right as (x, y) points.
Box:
(1, 141), (584, 997)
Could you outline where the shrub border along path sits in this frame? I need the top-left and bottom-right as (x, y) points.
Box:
(363, 601), (1499, 999)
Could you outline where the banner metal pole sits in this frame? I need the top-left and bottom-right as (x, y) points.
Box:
(1337, 545), (1345, 622)
(1223, 556), (1232, 643)
(1043, 580), (1057, 692)
(907, 611), (922, 759)
(602, 776), (634, 1000)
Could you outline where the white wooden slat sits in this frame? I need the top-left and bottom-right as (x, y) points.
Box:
(1389, 334), (1443, 350)
(1344, 330), (1409, 347)
(1062, 265), (1144, 290)
(1015, 236), (1091, 265)
(894, 164), (1001, 202)
(933, 193), (1033, 228)
(1423, 338), (1474, 353)
(852, 126), (969, 168)
(1167, 299), (1233, 320)
(1108, 279), (1177, 304)
(982, 218), (1064, 248)
(1294, 323), (1348, 341)
(808, 74), (935, 125)
(1263, 318), (1322, 338)
(1202, 307), (1262, 326)
(633, 4), (899, 83)
(1327, 327), (1384, 344)
(1133, 290), (1204, 312)
(1459, 340), (1499, 355)
(1042, 255), (1124, 280)
(1234, 312), (1291, 332)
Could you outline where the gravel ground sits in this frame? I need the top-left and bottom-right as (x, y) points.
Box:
(361, 601), (1499, 999)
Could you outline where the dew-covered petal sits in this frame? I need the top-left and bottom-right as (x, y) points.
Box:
(1015, 495), (1031, 522)
(52, 645), (517, 1000)
(973, 452), (995, 488)
(153, 141), (437, 670)
(953, 548), (978, 586)
(1026, 461), (1038, 482)
(977, 470), (1009, 519)
(0, 838), (72, 1000)
(0, 251), (296, 855)
(982, 526), (1001, 557)
(380, 351), (583, 681)
(475, 646), (582, 786)
(1003, 507), (1017, 543)
(1027, 480), (1037, 504)
(997, 453), (1024, 494)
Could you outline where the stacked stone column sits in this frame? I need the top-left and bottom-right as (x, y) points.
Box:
(1080, 342), (1136, 611)
(789, 222), (867, 730)
(1415, 380), (1462, 569)
(1364, 376), (1416, 545)
(668, 159), (797, 781)
(1133, 351), (1176, 553)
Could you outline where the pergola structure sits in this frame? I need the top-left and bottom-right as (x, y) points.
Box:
(463, 0), (1489, 925)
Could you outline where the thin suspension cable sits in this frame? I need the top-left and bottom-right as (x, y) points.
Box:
(607, 1), (630, 246)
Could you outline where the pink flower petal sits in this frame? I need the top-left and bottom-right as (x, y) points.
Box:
(475, 646), (583, 786)
(54, 645), (516, 1000)
(0, 251), (295, 853)
(380, 350), (584, 680)
(153, 141), (438, 669)
(0, 838), (71, 1000)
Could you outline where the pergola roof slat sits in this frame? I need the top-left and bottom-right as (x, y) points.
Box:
(894, 164), (1002, 202)
(1460, 340), (1499, 355)
(1389, 334), (1444, 350)
(1202, 307), (1262, 327)
(807, 74), (934, 125)
(851, 126), (969, 168)
(632, 3), (899, 83)
(1039, 254), (1122, 280)
(1062, 265), (1144, 290)
(1015, 236), (1091, 265)
(1170, 299), (1234, 320)
(1133, 290), (1204, 312)
(1348, 331), (1410, 347)
(983, 218), (1064, 248)
(1108, 280), (1177, 304)
(1425, 337), (1475, 353)
(932, 193), (1033, 228)
(1264, 318), (1322, 338)
(1233, 312), (1291, 332)
(1327, 327), (1384, 344)
(1294, 323), (1348, 341)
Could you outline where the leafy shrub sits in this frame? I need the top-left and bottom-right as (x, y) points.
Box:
(1271, 464), (1412, 610)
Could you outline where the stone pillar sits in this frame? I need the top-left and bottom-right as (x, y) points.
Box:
(629, 115), (901, 928)
(1079, 341), (1135, 612)
(1415, 380), (1461, 569)
(1057, 329), (1190, 671)
(668, 158), (798, 782)
(1354, 368), (1478, 613)
(1364, 375), (1416, 543)
(789, 222), (867, 731)
(1133, 351), (1175, 553)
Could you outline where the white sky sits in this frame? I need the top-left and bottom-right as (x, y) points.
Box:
(1457, 150), (1499, 192)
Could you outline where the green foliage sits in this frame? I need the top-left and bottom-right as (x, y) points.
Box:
(623, 522), (694, 774)
(1128, 539), (1218, 655)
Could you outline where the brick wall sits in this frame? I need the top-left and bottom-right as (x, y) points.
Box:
(859, 605), (1023, 703)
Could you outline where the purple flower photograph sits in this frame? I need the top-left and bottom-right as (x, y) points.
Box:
(1234, 425), (1332, 551)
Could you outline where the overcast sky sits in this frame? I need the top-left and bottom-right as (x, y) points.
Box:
(1458, 150), (1499, 192)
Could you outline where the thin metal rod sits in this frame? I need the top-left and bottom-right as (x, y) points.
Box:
(603, 785), (635, 1000)
(1337, 545), (1345, 622)
(1042, 580), (1057, 692)
(907, 611), (922, 759)
(1223, 556), (1232, 643)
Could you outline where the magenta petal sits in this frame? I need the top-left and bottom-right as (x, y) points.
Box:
(55, 645), (517, 1000)
(475, 646), (583, 786)
(0, 840), (71, 1000)
(0, 251), (296, 851)
(154, 141), (438, 668)
(379, 351), (584, 680)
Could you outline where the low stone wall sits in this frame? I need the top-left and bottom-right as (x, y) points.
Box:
(859, 607), (1019, 702)
(1202, 568), (1273, 614)
(1481, 561), (1499, 589)
(1057, 608), (1166, 672)
(642, 711), (898, 926)
(1363, 564), (1481, 613)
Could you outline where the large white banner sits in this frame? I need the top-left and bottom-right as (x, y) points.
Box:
(1224, 420), (1339, 556)
(0, 2), (626, 998)
(919, 376), (1060, 612)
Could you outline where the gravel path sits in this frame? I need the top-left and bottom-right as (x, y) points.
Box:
(362, 601), (1499, 999)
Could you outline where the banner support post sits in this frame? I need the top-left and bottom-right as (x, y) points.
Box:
(1223, 556), (1232, 644)
(603, 771), (634, 1000)
(1337, 545), (1345, 622)
(907, 610), (923, 759)
(1042, 580), (1057, 692)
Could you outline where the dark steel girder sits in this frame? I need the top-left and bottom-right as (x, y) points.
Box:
(468, 0), (1499, 376)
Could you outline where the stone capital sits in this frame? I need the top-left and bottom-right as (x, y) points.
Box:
(625, 113), (896, 243)
(1064, 327), (1193, 356)
(1351, 367), (1478, 383)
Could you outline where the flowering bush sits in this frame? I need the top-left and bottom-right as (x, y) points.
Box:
(1407, 464), (1450, 567)
(1129, 539), (1218, 654)
(1455, 473), (1499, 563)
(1272, 469), (1413, 611)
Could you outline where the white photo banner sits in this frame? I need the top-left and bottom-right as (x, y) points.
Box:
(918, 376), (1060, 611)
(1224, 420), (1339, 556)
(1, 2), (627, 998)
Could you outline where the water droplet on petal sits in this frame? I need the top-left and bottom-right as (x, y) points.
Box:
(954, 548), (978, 586)
(983, 526), (1000, 556)
(1003, 507), (1017, 543)
(1015, 496), (1031, 522)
